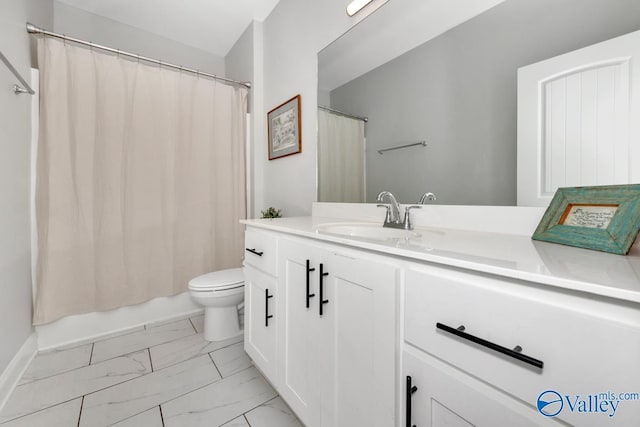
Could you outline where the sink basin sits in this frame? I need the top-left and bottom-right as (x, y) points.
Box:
(316, 223), (421, 241)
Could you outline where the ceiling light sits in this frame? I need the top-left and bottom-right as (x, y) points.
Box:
(346, 0), (375, 16)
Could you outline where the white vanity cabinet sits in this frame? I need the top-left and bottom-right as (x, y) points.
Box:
(276, 238), (325, 426)
(403, 264), (640, 427)
(243, 229), (279, 381)
(277, 236), (399, 427)
(243, 219), (640, 427)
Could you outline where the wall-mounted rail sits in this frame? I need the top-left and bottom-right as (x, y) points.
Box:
(377, 141), (426, 155)
(0, 50), (35, 95)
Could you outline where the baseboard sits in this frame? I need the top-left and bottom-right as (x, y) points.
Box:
(36, 292), (202, 350)
(0, 334), (38, 413)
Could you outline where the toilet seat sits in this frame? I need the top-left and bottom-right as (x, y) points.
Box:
(188, 268), (244, 292)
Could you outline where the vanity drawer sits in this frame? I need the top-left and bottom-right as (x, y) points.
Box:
(404, 265), (640, 426)
(244, 228), (278, 276)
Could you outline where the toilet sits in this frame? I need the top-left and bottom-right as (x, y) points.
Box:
(188, 268), (244, 342)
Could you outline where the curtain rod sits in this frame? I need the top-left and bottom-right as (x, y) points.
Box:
(0, 49), (35, 95)
(318, 105), (368, 122)
(26, 23), (251, 90)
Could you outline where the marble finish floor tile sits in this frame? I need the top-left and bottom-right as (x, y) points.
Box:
(149, 332), (242, 371)
(162, 366), (277, 427)
(0, 351), (150, 423)
(0, 398), (81, 427)
(222, 416), (250, 426)
(245, 397), (303, 427)
(190, 314), (204, 334)
(110, 407), (163, 427)
(91, 319), (195, 364)
(79, 354), (221, 427)
(19, 343), (92, 385)
(209, 342), (252, 377)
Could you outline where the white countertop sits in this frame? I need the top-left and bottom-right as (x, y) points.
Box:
(241, 216), (640, 304)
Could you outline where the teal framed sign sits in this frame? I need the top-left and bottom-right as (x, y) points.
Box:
(532, 184), (640, 255)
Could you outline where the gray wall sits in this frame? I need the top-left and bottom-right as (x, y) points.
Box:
(225, 23), (253, 94)
(330, 0), (640, 205)
(53, 1), (225, 76)
(0, 0), (52, 375)
(225, 22), (255, 216)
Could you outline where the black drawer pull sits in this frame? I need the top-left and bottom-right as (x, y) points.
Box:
(265, 289), (274, 327)
(306, 259), (316, 308)
(436, 322), (544, 369)
(319, 263), (329, 316)
(245, 248), (264, 257)
(406, 376), (417, 427)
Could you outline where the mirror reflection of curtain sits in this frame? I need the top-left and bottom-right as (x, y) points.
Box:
(317, 109), (365, 202)
(34, 37), (247, 325)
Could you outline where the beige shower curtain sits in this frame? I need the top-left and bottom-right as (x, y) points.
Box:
(317, 109), (365, 202)
(34, 37), (247, 325)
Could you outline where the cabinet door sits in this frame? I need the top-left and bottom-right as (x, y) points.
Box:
(403, 348), (556, 427)
(277, 239), (326, 427)
(243, 265), (277, 380)
(321, 251), (398, 427)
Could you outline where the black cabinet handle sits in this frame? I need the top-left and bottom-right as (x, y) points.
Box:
(436, 322), (544, 369)
(319, 263), (329, 316)
(406, 376), (417, 427)
(306, 259), (316, 308)
(265, 289), (274, 327)
(245, 248), (264, 257)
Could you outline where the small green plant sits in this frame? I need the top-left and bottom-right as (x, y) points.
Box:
(261, 207), (282, 219)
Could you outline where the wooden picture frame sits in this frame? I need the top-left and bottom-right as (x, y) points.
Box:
(532, 184), (640, 255)
(268, 95), (301, 160)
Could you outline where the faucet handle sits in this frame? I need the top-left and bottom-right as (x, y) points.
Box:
(402, 205), (422, 230)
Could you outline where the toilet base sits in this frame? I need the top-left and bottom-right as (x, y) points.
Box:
(203, 306), (241, 342)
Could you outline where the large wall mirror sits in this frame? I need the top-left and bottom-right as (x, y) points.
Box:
(317, 0), (640, 206)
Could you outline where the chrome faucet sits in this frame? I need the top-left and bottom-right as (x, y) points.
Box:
(418, 192), (436, 204)
(376, 191), (401, 224)
(376, 191), (421, 230)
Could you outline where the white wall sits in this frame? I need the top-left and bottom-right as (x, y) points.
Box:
(0, 0), (52, 376)
(53, 1), (226, 76)
(258, 0), (640, 214)
(258, 0), (387, 216)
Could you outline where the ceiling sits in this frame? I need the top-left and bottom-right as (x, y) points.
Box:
(55, 0), (281, 57)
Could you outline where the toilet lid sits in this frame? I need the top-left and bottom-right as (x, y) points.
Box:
(188, 268), (244, 291)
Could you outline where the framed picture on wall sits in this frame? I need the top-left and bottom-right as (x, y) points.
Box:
(268, 95), (301, 160)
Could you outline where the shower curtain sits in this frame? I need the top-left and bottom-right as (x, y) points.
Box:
(34, 37), (247, 325)
(317, 109), (365, 202)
